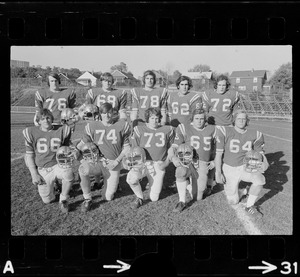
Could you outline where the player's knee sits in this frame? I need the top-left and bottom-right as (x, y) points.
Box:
(175, 166), (189, 179)
(252, 173), (266, 186)
(150, 192), (159, 202)
(126, 171), (140, 185)
(78, 163), (90, 177)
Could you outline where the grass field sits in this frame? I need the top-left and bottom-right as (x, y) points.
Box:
(10, 112), (293, 236)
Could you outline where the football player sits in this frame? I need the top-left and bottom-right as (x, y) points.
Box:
(126, 107), (175, 208)
(23, 108), (79, 213)
(166, 75), (202, 128)
(82, 72), (127, 120)
(33, 72), (76, 128)
(130, 70), (168, 126)
(168, 108), (217, 212)
(75, 102), (131, 212)
(215, 110), (269, 218)
(202, 74), (240, 126)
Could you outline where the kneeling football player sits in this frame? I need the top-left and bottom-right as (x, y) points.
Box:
(215, 110), (269, 218)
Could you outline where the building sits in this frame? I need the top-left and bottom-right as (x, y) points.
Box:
(229, 69), (267, 93)
(10, 60), (30, 68)
(111, 70), (140, 87)
(76, 71), (97, 87)
(181, 71), (213, 89)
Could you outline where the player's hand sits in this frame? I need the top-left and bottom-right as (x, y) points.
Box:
(32, 173), (45, 186)
(215, 172), (226, 184)
(156, 160), (169, 170)
(106, 159), (119, 170)
(207, 161), (215, 170)
(171, 156), (181, 167)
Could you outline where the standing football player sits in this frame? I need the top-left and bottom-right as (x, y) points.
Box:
(166, 75), (202, 128)
(215, 110), (269, 218)
(23, 108), (79, 213)
(168, 108), (217, 212)
(75, 102), (131, 212)
(202, 74), (240, 126)
(82, 72), (128, 120)
(33, 72), (76, 128)
(130, 70), (168, 126)
(126, 107), (175, 208)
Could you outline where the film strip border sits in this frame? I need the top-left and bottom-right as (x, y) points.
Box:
(0, 236), (298, 275)
(0, 2), (299, 43)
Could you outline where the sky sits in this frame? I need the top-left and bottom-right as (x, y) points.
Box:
(11, 45), (292, 78)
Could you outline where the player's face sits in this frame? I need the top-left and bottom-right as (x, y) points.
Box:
(39, 115), (53, 130)
(178, 80), (189, 94)
(216, 80), (227, 94)
(235, 113), (248, 129)
(144, 75), (155, 89)
(193, 113), (206, 129)
(101, 110), (112, 124)
(148, 114), (160, 128)
(102, 78), (113, 90)
(48, 76), (60, 90)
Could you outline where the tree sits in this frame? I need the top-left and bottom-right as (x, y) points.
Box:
(111, 62), (128, 73)
(188, 64), (211, 72)
(269, 62), (292, 91)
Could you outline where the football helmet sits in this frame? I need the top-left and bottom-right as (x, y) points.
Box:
(56, 146), (75, 168)
(176, 143), (194, 167)
(243, 150), (263, 173)
(79, 104), (99, 121)
(81, 142), (102, 163)
(60, 108), (78, 124)
(123, 146), (146, 170)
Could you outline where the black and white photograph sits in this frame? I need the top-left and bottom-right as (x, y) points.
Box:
(10, 45), (292, 236)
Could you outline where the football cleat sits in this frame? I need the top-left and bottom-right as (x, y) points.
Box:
(176, 143), (194, 168)
(56, 146), (75, 169)
(81, 199), (93, 212)
(81, 142), (102, 163)
(59, 200), (69, 213)
(131, 197), (143, 209)
(123, 146), (146, 170)
(243, 150), (263, 173)
(173, 202), (186, 213)
(244, 205), (263, 218)
(79, 104), (99, 121)
(60, 108), (78, 124)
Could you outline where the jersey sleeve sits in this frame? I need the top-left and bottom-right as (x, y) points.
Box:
(130, 126), (140, 147)
(68, 89), (77, 108)
(167, 126), (176, 148)
(253, 131), (265, 153)
(34, 90), (44, 111)
(131, 88), (139, 111)
(201, 91), (210, 112)
(85, 89), (94, 104)
(190, 94), (203, 111)
(119, 90), (128, 111)
(215, 126), (226, 153)
(232, 91), (240, 111)
(82, 123), (94, 143)
(22, 128), (34, 154)
(160, 88), (169, 111)
(122, 122), (131, 147)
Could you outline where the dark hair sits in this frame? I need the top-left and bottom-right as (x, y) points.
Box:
(99, 102), (119, 124)
(176, 75), (193, 89)
(142, 70), (156, 87)
(47, 72), (61, 86)
(100, 72), (114, 83)
(213, 74), (231, 90)
(190, 108), (206, 122)
(36, 108), (54, 123)
(144, 107), (162, 123)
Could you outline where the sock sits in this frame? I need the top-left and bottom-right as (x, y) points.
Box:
(176, 181), (188, 203)
(83, 192), (92, 200)
(246, 194), (258, 208)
